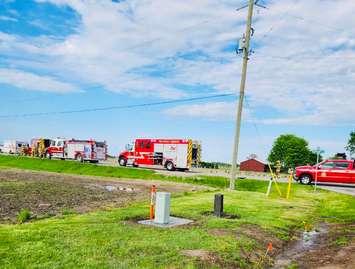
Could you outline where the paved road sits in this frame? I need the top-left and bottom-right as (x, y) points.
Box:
(156, 168), (355, 196)
(101, 159), (355, 196)
(316, 184), (355, 196)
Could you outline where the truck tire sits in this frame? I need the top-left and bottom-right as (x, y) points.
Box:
(166, 161), (175, 171)
(299, 174), (312, 185)
(118, 156), (127, 166)
(46, 152), (52, 159)
(76, 154), (84, 163)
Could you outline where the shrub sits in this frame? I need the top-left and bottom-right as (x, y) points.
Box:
(62, 208), (76, 215)
(17, 209), (31, 224)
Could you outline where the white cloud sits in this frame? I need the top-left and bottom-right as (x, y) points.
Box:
(0, 15), (17, 22)
(1, 0), (355, 124)
(165, 102), (235, 120)
(0, 68), (78, 93)
(164, 101), (253, 121)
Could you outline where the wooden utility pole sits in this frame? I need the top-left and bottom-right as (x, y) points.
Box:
(230, 0), (255, 190)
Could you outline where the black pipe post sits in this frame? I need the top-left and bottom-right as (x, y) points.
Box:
(214, 194), (224, 217)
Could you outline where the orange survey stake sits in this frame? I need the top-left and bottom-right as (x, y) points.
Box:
(267, 242), (273, 252)
(149, 185), (157, 220)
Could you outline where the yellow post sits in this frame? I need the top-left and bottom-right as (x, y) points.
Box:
(286, 175), (292, 199)
(286, 168), (294, 199)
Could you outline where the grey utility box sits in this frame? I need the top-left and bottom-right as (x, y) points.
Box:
(154, 192), (171, 224)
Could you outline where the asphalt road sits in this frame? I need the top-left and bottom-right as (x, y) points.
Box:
(155, 168), (355, 196)
(101, 159), (355, 196)
(316, 184), (355, 196)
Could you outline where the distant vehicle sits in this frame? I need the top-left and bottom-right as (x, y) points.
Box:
(118, 138), (201, 171)
(45, 138), (107, 163)
(0, 140), (29, 154)
(294, 159), (355, 184)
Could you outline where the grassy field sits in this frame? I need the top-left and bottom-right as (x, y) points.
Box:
(0, 155), (263, 190)
(0, 155), (354, 268)
(1, 186), (354, 268)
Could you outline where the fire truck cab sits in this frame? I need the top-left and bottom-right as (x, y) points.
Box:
(118, 138), (201, 171)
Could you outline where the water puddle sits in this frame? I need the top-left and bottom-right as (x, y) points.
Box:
(271, 223), (328, 268)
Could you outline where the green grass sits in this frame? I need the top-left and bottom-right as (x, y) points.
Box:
(0, 155), (156, 179)
(16, 209), (31, 224)
(0, 155), (354, 268)
(0, 188), (353, 269)
(0, 155), (266, 190)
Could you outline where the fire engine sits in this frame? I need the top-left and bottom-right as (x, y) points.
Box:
(118, 138), (201, 171)
(46, 138), (107, 163)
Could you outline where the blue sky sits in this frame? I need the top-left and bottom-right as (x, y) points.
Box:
(0, 0), (354, 162)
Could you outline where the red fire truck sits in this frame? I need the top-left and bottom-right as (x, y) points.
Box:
(118, 138), (201, 171)
(46, 138), (107, 163)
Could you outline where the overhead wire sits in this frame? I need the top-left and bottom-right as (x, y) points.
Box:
(0, 93), (236, 119)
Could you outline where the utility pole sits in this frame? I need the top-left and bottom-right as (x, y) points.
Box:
(230, 0), (255, 190)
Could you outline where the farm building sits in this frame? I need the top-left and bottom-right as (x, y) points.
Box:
(240, 158), (266, 172)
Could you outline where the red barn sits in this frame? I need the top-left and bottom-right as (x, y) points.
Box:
(240, 158), (266, 172)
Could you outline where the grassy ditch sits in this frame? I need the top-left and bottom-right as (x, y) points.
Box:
(0, 155), (354, 268)
(0, 186), (354, 269)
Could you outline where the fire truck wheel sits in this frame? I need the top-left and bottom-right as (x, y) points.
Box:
(299, 174), (312, 185)
(166, 161), (175, 171)
(118, 157), (127, 166)
(76, 154), (84, 163)
(46, 152), (52, 159)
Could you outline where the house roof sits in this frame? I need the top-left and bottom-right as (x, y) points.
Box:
(240, 158), (266, 165)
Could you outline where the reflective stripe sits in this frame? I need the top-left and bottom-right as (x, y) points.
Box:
(187, 140), (193, 167)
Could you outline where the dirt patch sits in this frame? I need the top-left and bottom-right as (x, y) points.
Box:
(272, 223), (355, 269)
(202, 210), (241, 219)
(181, 249), (229, 268)
(0, 168), (208, 223)
(181, 249), (216, 262)
(208, 224), (284, 267)
(209, 228), (236, 237)
(239, 224), (284, 248)
(237, 224), (283, 266)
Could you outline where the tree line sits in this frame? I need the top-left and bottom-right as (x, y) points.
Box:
(267, 131), (355, 170)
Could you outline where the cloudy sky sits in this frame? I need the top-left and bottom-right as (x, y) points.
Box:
(0, 0), (354, 162)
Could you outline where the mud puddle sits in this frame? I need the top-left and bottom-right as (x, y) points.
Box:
(272, 223), (355, 269)
(272, 223), (328, 268)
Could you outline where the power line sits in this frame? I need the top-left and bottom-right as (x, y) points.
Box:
(0, 93), (235, 119)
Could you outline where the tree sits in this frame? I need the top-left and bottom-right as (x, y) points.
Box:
(268, 134), (320, 169)
(345, 131), (355, 157)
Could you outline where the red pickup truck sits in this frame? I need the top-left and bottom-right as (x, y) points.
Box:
(295, 159), (355, 184)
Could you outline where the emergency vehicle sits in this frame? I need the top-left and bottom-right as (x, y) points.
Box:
(295, 159), (355, 184)
(46, 138), (107, 163)
(118, 138), (201, 171)
(1, 140), (29, 154)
